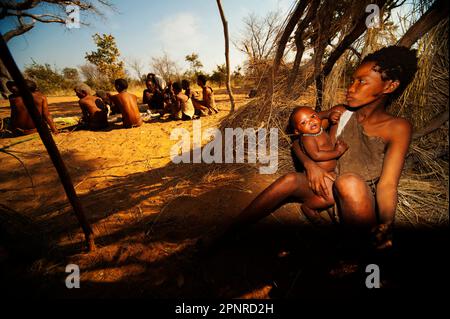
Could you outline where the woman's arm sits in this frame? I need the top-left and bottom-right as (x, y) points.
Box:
(377, 118), (412, 225)
(292, 139), (335, 198)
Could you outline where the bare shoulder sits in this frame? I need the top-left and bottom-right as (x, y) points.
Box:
(32, 92), (46, 105)
(80, 96), (95, 107)
(79, 96), (88, 104)
(386, 117), (412, 142)
(388, 117), (412, 133)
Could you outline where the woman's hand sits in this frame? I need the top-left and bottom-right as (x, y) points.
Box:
(292, 139), (335, 198)
(304, 161), (336, 198)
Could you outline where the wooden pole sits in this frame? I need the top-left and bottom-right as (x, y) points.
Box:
(0, 34), (96, 252)
(216, 0), (236, 113)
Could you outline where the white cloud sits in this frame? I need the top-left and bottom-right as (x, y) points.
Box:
(154, 13), (206, 63)
(150, 11), (247, 73)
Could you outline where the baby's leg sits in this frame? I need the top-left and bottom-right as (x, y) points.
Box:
(301, 177), (335, 225)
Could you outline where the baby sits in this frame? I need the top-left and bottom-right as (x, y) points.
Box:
(290, 106), (348, 224)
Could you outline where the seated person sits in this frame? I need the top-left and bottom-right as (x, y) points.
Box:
(289, 106), (348, 224)
(143, 78), (164, 111)
(95, 90), (113, 116)
(8, 80), (58, 136)
(147, 73), (167, 92)
(6, 80), (19, 99)
(171, 81), (195, 121)
(181, 79), (209, 116)
(195, 74), (219, 114)
(110, 79), (143, 128)
(74, 84), (108, 130)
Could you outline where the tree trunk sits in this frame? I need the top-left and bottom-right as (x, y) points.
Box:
(287, 39), (305, 92)
(312, 0), (336, 111)
(398, 0), (449, 48)
(312, 0), (387, 110)
(216, 0), (236, 113)
(0, 35), (96, 252)
(273, 0), (309, 78)
(287, 0), (319, 92)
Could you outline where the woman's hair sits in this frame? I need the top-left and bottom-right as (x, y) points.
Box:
(172, 81), (182, 93)
(74, 83), (92, 95)
(115, 78), (128, 91)
(6, 80), (16, 91)
(197, 74), (207, 85)
(181, 79), (190, 89)
(25, 79), (38, 92)
(361, 45), (418, 102)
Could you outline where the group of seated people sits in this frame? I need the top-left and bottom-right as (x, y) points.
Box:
(142, 73), (219, 119)
(4, 73), (218, 136)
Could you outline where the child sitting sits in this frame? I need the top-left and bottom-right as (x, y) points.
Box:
(289, 106), (348, 223)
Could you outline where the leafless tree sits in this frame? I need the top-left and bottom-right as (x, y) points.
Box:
(235, 9), (283, 81)
(127, 57), (145, 82)
(150, 52), (180, 82)
(216, 0), (235, 112)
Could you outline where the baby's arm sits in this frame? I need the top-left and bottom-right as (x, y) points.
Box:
(301, 136), (348, 162)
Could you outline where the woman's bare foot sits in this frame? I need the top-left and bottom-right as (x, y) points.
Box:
(371, 223), (393, 250)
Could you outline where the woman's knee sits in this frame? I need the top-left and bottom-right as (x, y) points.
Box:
(334, 173), (366, 198)
(333, 173), (376, 226)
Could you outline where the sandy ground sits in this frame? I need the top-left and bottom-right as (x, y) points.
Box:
(1, 88), (448, 299)
(0, 87), (308, 298)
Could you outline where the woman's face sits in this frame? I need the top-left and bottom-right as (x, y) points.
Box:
(293, 108), (322, 135)
(346, 61), (396, 108)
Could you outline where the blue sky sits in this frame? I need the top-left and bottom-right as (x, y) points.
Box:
(1, 0), (295, 77)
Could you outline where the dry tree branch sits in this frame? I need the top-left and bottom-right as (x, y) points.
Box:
(0, 0), (115, 42)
